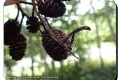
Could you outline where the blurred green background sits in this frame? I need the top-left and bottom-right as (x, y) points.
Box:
(4, 0), (116, 80)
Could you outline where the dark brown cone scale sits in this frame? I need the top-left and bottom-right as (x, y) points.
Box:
(38, 0), (66, 18)
(9, 34), (27, 61)
(26, 17), (40, 33)
(42, 29), (72, 61)
(4, 19), (20, 45)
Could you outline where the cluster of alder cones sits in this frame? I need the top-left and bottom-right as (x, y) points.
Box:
(4, 0), (90, 61)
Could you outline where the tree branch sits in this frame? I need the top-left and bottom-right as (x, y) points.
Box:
(19, 1), (38, 6)
(16, 4), (29, 18)
(64, 26), (90, 43)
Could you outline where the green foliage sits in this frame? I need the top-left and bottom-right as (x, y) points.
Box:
(47, 61), (116, 80)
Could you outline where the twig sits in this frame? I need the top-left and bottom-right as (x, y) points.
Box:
(64, 26), (91, 43)
(16, 4), (29, 18)
(64, 44), (79, 59)
(19, 1), (38, 6)
(18, 14), (24, 33)
(20, 14), (24, 27)
(63, 26), (91, 59)
(39, 29), (43, 33)
(44, 16), (52, 29)
(70, 34), (75, 44)
(32, 3), (34, 17)
(68, 26), (90, 36)
(15, 6), (19, 21)
(35, 0), (39, 3)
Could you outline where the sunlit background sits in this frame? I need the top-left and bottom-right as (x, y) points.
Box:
(4, 0), (116, 80)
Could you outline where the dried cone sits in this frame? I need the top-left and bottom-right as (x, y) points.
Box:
(38, 0), (66, 18)
(9, 34), (27, 61)
(42, 26), (91, 61)
(4, 19), (20, 45)
(26, 17), (40, 33)
(53, 0), (62, 2)
(42, 29), (72, 61)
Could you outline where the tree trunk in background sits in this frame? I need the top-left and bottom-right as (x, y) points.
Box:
(9, 67), (12, 80)
(60, 61), (63, 71)
(31, 52), (34, 79)
(41, 45), (48, 80)
(94, 18), (104, 68)
(52, 60), (55, 71)
(29, 34), (34, 80)
(91, 0), (104, 68)
(105, 1), (116, 44)
(21, 67), (24, 76)
(85, 33), (92, 60)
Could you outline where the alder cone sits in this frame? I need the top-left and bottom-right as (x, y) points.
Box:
(9, 34), (27, 61)
(38, 0), (66, 18)
(4, 19), (20, 45)
(52, 0), (62, 2)
(26, 17), (40, 33)
(42, 29), (72, 61)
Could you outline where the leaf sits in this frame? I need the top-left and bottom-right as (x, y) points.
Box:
(4, 0), (20, 6)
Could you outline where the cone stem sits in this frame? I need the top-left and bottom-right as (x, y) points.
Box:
(20, 14), (24, 27)
(32, 3), (34, 17)
(16, 4), (29, 18)
(64, 44), (79, 59)
(64, 26), (91, 43)
(19, 1), (38, 6)
(44, 16), (52, 29)
(15, 7), (19, 21)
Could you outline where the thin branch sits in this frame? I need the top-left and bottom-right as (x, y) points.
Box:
(71, 34), (75, 44)
(19, 1), (38, 6)
(20, 14), (24, 27)
(32, 4), (34, 17)
(44, 16), (52, 29)
(35, 0), (39, 3)
(15, 7), (19, 21)
(69, 26), (90, 36)
(18, 14), (24, 33)
(65, 44), (79, 59)
(64, 26), (91, 43)
(16, 4), (29, 18)
(39, 29), (43, 33)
